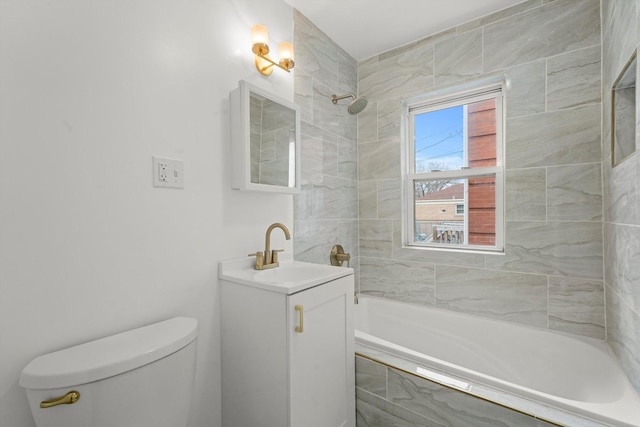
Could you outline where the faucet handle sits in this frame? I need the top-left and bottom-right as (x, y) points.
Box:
(248, 251), (264, 269)
(271, 249), (284, 264)
(330, 244), (350, 267)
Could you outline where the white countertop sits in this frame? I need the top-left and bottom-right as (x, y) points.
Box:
(219, 255), (353, 295)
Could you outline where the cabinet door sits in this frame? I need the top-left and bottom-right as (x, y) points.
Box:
(288, 276), (354, 427)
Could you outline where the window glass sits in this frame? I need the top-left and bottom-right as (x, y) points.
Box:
(415, 105), (464, 172)
(414, 178), (465, 244)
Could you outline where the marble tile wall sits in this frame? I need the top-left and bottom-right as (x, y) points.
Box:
(355, 356), (557, 427)
(293, 11), (359, 277)
(357, 0), (605, 340)
(601, 0), (640, 395)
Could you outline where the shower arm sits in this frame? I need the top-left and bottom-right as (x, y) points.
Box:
(331, 94), (356, 104)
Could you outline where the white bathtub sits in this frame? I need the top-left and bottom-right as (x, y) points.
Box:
(355, 295), (640, 427)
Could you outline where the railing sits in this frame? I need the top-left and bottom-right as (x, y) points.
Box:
(432, 223), (464, 244)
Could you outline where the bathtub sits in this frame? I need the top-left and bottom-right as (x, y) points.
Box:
(355, 295), (640, 427)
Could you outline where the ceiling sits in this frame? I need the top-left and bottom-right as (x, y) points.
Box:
(283, 0), (529, 60)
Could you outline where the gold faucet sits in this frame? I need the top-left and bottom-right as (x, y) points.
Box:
(249, 222), (291, 270)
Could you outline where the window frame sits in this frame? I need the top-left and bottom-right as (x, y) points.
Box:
(401, 78), (505, 253)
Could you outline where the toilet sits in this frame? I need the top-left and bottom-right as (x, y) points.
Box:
(19, 317), (198, 427)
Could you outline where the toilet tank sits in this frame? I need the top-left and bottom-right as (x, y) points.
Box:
(20, 317), (198, 427)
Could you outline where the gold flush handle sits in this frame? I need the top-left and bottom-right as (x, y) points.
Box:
(40, 391), (80, 409)
(295, 305), (304, 333)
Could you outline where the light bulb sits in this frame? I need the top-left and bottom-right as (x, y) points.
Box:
(251, 24), (269, 45)
(278, 41), (294, 61)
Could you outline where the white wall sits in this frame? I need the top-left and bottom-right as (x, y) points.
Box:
(0, 1), (296, 425)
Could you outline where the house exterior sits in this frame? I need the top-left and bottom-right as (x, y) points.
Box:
(415, 183), (465, 243)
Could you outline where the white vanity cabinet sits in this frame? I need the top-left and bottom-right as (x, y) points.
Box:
(219, 259), (355, 427)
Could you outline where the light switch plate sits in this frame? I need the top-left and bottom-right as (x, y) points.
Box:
(153, 156), (184, 189)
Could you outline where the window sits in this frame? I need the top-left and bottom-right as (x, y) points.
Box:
(402, 80), (504, 252)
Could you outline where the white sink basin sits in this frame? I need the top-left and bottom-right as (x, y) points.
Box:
(253, 264), (336, 284)
(219, 258), (353, 294)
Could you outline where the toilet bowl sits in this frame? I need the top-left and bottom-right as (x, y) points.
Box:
(20, 317), (198, 427)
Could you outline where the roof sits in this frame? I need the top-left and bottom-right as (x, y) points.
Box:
(417, 183), (464, 201)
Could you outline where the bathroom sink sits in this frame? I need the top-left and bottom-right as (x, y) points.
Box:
(219, 257), (353, 294)
(253, 264), (337, 284)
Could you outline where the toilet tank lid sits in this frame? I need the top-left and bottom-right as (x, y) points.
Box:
(19, 317), (198, 390)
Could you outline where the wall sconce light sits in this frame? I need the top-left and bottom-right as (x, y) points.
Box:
(251, 24), (295, 76)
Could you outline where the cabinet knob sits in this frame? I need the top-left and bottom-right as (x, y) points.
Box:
(295, 305), (304, 333)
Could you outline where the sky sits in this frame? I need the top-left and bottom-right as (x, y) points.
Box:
(414, 105), (464, 172)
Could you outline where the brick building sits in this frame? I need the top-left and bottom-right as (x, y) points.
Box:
(467, 99), (497, 245)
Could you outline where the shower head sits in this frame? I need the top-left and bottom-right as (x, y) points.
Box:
(330, 93), (368, 115)
(347, 96), (368, 115)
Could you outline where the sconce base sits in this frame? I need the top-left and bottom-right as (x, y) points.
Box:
(255, 56), (274, 76)
(252, 43), (269, 56)
(279, 58), (295, 71)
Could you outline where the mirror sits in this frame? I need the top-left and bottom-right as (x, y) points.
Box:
(230, 80), (300, 193)
(612, 50), (637, 167)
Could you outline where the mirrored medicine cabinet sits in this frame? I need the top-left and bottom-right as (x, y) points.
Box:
(230, 80), (301, 194)
(612, 50), (637, 167)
